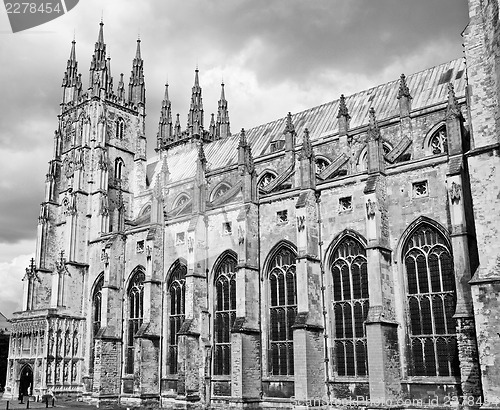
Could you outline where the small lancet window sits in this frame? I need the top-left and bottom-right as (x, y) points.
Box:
(167, 261), (186, 375)
(429, 126), (448, 155)
(114, 158), (124, 182)
(90, 274), (104, 372)
(116, 118), (125, 139)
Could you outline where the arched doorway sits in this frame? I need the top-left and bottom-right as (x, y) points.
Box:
(19, 365), (33, 397)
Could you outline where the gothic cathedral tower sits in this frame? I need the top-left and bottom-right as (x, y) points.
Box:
(6, 22), (147, 398)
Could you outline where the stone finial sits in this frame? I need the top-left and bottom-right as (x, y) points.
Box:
(397, 74), (412, 100)
(337, 94), (351, 119)
(239, 128), (247, 147)
(300, 128), (314, 160)
(368, 107), (380, 140)
(284, 112), (295, 134)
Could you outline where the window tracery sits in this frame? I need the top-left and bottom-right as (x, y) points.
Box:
(258, 172), (277, 190)
(330, 236), (369, 377)
(214, 253), (237, 376)
(429, 126), (448, 155)
(212, 183), (231, 200)
(167, 261), (186, 375)
(315, 157), (330, 174)
(403, 224), (458, 377)
(116, 118), (125, 139)
(268, 246), (296, 376)
(126, 269), (145, 374)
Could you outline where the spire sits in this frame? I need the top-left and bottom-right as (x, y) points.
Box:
(216, 82), (230, 139)
(106, 54), (113, 93)
(62, 39), (79, 104)
(89, 21), (108, 96)
(128, 38), (146, 105)
(368, 107), (380, 140)
(117, 73), (125, 101)
(157, 83), (173, 151)
(187, 68), (204, 137)
(446, 82), (461, 119)
(174, 113), (182, 140)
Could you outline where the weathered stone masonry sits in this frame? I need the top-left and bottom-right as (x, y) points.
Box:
(6, 1), (500, 408)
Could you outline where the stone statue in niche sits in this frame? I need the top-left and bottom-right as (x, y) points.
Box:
(48, 330), (54, 356)
(72, 332), (78, 356)
(64, 332), (71, 356)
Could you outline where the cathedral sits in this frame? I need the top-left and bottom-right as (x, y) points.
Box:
(5, 0), (500, 408)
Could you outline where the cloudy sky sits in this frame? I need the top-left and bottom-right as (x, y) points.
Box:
(0, 0), (468, 317)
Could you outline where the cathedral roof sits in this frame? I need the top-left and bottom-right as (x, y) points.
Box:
(147, 58), (465, 185)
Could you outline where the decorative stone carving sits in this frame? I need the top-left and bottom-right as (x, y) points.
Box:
(450, 181), (461, 204)
(366, 199), (376, 219)
(297, 215), (306, 232)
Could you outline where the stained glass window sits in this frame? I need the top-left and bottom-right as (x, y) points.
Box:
(214, 253), (237, 376)
(167, 261), (186, 375)
(126, 269), (145, 374)
(404, 224), (458, 377)
(268, 246), (297, 376)
(330, 236), (368, 377)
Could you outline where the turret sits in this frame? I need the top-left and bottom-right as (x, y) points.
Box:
(61, 39), (79, 105)
(157, 83), (173, 151)
(187, 68), (204, 137)
(89, 21), (110, 97)
(128, 38), (145, 106)
(216, 82), (230, 139)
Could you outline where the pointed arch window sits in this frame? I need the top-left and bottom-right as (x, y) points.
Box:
(126, 269), (145, 374)
(212, 183), (231, 201)
(404, 224), (458, 377)
(114, 158), (124, 182)
(90, 275), (103, 373)
(268, 246), (297, 376)
(258, 172), (277, 190)
(116, 118), (125, 139)
(358, 142), (392, 172)
(213, 253), (237, 376)
(429, 126), (448, 155)
(173, 194), (190, 209)
(330, 236), (369, 377)
(167, 261), (186, 375)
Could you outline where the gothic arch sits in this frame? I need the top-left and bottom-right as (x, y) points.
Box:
(422, 121), (447, 154)
(397, 216), (458, 378)
(172, 193), (190, 209)
(210, 181), (232, 202)
(211, 250), (238, 376)
(263, 241), (297, 377)
(211, 250), (238, 284)
(257, 169), (278, 190)
(125, 265), (146, 290)
(165, 258), (187, 283)
(139, 203), (151, 217)
(324, 229), (367, 266)
(325, 231), (369, 377)
(262, 240), (297, 280)
(355, 141), (393, 172)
